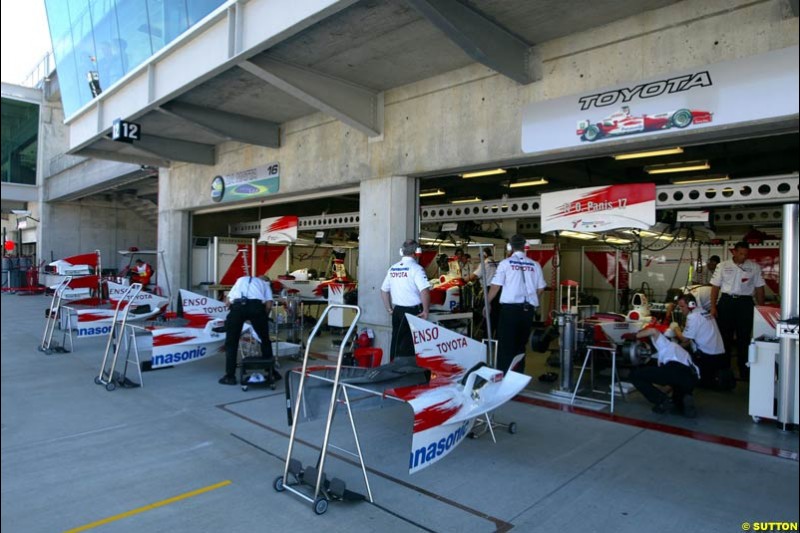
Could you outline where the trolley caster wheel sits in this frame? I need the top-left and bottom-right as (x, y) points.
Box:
(508, 422), (518, 434)
(752, 416), (761, 423)
(273, 475), (286, 492)
(313, 497), (328, 515)
(270, 384), (276, 390)
(241, 385), (248, 391)
(467, 432), (477, 439)
(94, 376), (102, 385)
(106, 382), (116, 391)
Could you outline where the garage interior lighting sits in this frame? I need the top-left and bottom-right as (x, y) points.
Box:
(450, 196), (482, 204)
(604, 236), (632, 244)
(461, 169), (506, 179)
(644, 160), (710, 174)
(508, 178), (549, 188)
(670, 175), (730, 185)
(559, 230), (599, 240)
(622, 229), (674, 240)
(613, 147), (684, 160)
(419, 188), (446, 197)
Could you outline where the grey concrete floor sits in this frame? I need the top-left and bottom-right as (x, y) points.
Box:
(2, 292), (798, 533)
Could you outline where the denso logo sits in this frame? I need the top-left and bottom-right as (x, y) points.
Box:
(183, 297), (208, 307)
(412, 327), (439, 344)
(77, 325), (112, 337)
(152, 346), (207, 367)
(578, 71), (712, 110)
(409, 421), (469, 471)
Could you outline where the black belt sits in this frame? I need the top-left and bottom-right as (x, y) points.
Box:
(721, 293), (750, 299)
(233, 298), (265, 305)
(501, 302), (528, 307)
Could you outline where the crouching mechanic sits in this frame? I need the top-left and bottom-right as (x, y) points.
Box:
(630, 327), (700, 418)
(219, 274), (274, 385)
(670, 293), (729, 390)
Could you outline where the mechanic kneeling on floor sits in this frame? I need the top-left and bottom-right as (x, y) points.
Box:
(630, 327), (700, 418)
(219, 274), (275, 385)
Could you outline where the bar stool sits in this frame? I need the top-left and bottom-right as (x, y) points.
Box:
(570, 345), (626, 413)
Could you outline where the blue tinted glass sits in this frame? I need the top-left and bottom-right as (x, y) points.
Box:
(145, 0), (165, 52)
(90, 0), (125, 91)
(45, 0), (82, 114)
(163, 0), (188, 44)
(114, 0), (153, 76)
(66, 0), (97, 106)
(187, 0), (221, 25)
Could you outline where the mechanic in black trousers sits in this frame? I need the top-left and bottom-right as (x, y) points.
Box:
(381, 239), (431, 360)
(219, 274), (274, 385)
(709, 241), (765, 381)
(486, 234), (546, 374)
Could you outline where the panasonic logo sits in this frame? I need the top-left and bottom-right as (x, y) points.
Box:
(152, 346), (207, 367)
(77, 325), (112, 337)
(409, 421), (470, 470)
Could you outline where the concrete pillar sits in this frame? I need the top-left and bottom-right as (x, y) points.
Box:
(358, 175), (417, 360)
(158, 167), (190, 304)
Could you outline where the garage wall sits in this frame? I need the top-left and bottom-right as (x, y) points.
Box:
(161, 0), (799, 213)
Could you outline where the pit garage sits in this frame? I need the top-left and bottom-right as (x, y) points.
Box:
(413, 130), (798, 434)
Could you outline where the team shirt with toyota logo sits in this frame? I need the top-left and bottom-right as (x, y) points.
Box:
(381, 257), (431, 306)
(710, 259), (764, 296)
(683, 308), (725, 355)
(490, 251), (546, 305)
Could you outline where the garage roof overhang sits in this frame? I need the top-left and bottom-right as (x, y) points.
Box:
(64, 0), (687, 166)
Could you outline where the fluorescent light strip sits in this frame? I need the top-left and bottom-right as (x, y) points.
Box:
(645, 161), (710, 174)
(613, 147), (684, 160)
(419, 188), (446, 197)
(560, 230), (599, 240)
(509, 178), (549, 188)
(604, 236), (632, 244)
(450, 197), (482, 204)
(671, 175), (730, 185)
(461, 169), (506, 179)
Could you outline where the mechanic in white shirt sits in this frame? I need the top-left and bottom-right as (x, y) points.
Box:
(381, 239), (431, 360)
(671, 293), (727, 389)
(710, 241), (765, 381)
(630, 327), (699, 418)
(219, 275), (274, 385)
(680, 284), (713, 312)
(487, 234), (546, 374)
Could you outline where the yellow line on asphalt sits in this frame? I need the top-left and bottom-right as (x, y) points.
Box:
(64, 480), (232, 532)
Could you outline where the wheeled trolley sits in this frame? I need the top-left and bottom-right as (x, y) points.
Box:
(274, 303), (371, 514)
(95, 283), (143, 391)
(38, 276), (73, 354)
(468, 349), (525, 441)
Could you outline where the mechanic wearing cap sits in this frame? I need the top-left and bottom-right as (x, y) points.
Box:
(705, 255), (720, 284)
(709, 241), (765, 381)
(486, 234), (546, 374)
(381, 239), (431, 360)
(219, 274), (274, 385)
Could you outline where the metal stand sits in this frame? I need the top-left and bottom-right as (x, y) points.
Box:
(274, 304), (371, 515)
(38, 276), (73, 354)
(95, 283), (143, 391)
(468, 346), (523, 441)
(570, 345), (627, 413)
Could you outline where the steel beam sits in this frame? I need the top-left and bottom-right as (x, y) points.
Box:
(159, 101), (280, 148)
(134, 135), (216, 166)
(406, 0), (539, 85)
(240, 58), (383, 137)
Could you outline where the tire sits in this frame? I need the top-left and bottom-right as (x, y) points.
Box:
(106, 382), (116, 391)
(508, 422), (518, 434)
(671, 108), (693, 128)
(94, 376), (102, 385)
(313, 497), (328, 515)
(583, 124), (601, 142)
(273, 475), (286, 492)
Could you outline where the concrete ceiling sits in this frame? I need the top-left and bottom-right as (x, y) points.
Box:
(82, 0), (689, 167)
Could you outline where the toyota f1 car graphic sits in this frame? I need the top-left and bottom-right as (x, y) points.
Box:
(576, 106), (713, 142)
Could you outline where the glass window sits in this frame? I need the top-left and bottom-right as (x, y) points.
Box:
(114, 0), (154, 77)
(90, 0), (124, 91)
(1, 98), (40, 185)
(45, 0), (82, 115)
(187, 0), (221, 25)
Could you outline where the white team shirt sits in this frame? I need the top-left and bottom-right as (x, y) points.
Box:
(491, 251), (547, 305)
(710, 258), (764, 296)
(653, 335), (698, 375)
(472, 258), (498, 284)
(683, 308), (725, 355)
(228, 275), (273, 303)
(381, 257), (431, 306)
